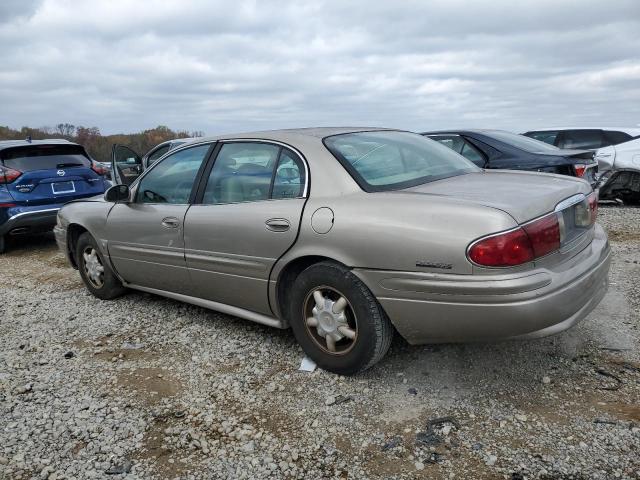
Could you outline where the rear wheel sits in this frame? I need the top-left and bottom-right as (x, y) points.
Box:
(76, 232), (125, 300)
(289, 262), (393, 375)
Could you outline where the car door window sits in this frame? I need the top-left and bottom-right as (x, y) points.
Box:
(135, 144), (210, 204)
(525, 131), (559, 145)
(147, 144), (171, 166)
(271, 149), (306, 199)
(112, 145), (143, 185)
(202, 143), (281, 204)
(460, 141), (486, 166)
(428, 135), (465, 154)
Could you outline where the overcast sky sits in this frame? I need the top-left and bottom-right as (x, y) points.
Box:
(1, 0), (639, 135)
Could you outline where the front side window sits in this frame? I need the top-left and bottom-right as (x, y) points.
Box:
(136, 144), (210, 204)
(324, 131), (478, 192)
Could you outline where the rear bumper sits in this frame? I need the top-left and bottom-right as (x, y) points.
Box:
(0, 206), (61, 236)
(354, 224), (611, 344)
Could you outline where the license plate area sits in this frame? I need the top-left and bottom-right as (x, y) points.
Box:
(52, 181), (75, 194)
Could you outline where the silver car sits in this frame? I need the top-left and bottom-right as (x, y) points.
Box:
(54, 128), (611, 374)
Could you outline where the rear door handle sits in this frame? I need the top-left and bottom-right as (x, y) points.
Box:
(161, 217), (180, 229)
(265, 218), (290, 232)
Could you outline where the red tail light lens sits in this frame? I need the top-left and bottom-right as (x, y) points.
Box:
(468, 228), (534, 267)
(0, 165), (22, 184)
(91, 161), (107, 176)
(469, 213), (561, 267)
(573, 164), (587, 177)
(523, 214), (561, 258)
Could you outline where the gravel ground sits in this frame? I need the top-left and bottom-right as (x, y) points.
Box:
(1, 205), (639, 480)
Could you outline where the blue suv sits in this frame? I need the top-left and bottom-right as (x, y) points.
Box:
(0, 139), (108, 253)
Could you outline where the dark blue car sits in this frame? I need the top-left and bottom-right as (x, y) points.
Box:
(0, 139), (108, 253)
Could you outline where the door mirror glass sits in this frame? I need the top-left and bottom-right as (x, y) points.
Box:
(104, 184), (130, 202)
(112, 145), (143, 186)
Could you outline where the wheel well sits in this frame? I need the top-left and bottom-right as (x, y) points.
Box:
(276, 255), (345, 323)
(66, 224), (88, 268)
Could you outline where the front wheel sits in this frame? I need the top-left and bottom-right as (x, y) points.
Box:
(289, 262), (393, 375)
(76, 232), (126, 300)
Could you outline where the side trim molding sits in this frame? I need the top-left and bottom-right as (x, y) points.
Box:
(123, 283), (285, 329)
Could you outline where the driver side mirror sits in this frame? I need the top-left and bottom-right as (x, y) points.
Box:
(104, 184), (131, 203)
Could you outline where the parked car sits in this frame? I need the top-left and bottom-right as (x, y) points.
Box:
(110, 137), (197, 186)
(423, 129), (598, 187)
(595, 136), (640, 204)
(0, 139), (109, 253)
(522, 127), (640, 150)
(54, 128), (610, 374)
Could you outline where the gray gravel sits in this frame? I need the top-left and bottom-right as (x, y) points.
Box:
(1, 205), (639, 479)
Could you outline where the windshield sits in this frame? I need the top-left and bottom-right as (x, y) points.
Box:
(324, 131), (479, 191)
(487, 130), (561, 153)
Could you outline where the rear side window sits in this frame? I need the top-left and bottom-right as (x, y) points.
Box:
(1, 145), (91, 171)
(524, 131), (559, 145)
(558, 130), (603, 149)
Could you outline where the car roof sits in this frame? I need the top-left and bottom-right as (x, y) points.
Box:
(185, 127), (392, 145)
(0, 138), (80, 152)
(422, 129), (508, 136)
(523, 126), (640, 135)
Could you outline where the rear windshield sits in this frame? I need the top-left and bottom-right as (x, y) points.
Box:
(487, 130), (560, 153)
(1, 145), (91, 171)
(323, 131), (479, 192)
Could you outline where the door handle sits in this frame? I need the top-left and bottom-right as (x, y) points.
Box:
(265, 218), (290, 232)
(161, 217), (180, 229)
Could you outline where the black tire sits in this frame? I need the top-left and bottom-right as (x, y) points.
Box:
(76, 232), (125, 300)
(289, 261), (393, 375)
(0, 235), (5, 254)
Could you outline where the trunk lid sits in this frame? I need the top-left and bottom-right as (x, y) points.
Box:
(404, 170), (590, 224)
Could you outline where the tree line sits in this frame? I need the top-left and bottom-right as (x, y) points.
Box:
(0, 124), (204, 163)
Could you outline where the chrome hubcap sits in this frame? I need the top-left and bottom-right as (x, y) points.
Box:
(83, 247), (104, 288)
(304, 287), (357, 355)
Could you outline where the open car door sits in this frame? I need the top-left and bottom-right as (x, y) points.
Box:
(111, 144), (143, 186)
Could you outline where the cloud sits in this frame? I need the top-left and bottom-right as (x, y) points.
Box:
(1, 0), (639, 135)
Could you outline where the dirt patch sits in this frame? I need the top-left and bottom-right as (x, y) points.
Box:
(133, 418), (189, 479)
(117, 367), (182, 406)
(606, 229), (640, 243)
(94, 348), (159, 362)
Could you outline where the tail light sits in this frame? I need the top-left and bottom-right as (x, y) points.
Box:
(0, 165), (22, 184)
(573, 164), (587, 177)
(91, 161), (108, 176)
(575, 191), (598, 227)
(469, 213), (561, 267)
(469, 192), (598, 268)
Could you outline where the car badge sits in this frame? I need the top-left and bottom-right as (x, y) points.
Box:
(57, 170), (66, 176)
